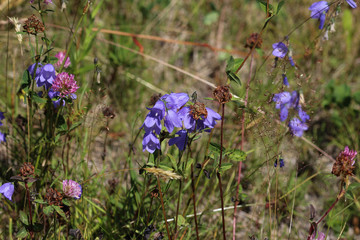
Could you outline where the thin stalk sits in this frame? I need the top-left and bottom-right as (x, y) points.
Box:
(191, 164), (200, 240)
(307, 184), (344, 240)
(232, 51), (254, 239)
(157, 177), (171, 240)
(25, 182), (34, 239)
(174, 181), (182, 237)
(217, 103), (226, 240)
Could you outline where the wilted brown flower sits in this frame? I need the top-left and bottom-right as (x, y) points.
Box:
(213, 85), (232, 104)
(23, 15), (44, 35)
(189, 102), (207, 120)
(20, 162), (35, 177)
(45, 188), (63, 206)
(245, 33), (262, 49)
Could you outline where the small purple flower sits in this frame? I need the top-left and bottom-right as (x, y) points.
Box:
(178, 105), (221, 132)
(282, 74), (289, 86)
(164, 109), (182, 133)
(309, 1), (329, 29)
(346, 0), (357, 8)
(0, 182), (14, 201)
(142, 132), (160, 153)
(27, 63), (43, 80)
(272, 42), (288, 58)
(169, 130), (188, 151)
(36, 64), (56, 89)
(298, 107), (310, 122)
(0, 132), (6, 143)
(289, 56), (295, 67)
(142, 100), (165, 135)
(62, 180), (82, 199)
(51, 72), (79, 98)
(54, 51), (71, 69)
(289, 117), (308, 137)
(274, 158), (285, 168)
(273, 91), (299, 122)
(339, 146), (357, 165)
(0, 112), (4, 126)
(163, 92), (189, 110)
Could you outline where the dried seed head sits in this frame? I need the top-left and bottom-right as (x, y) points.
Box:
(149, 94), (162, 106)
(23, 15), (44, 35)
(213, 85), (232, 104)
(189, 102), (207, 120)
(245, 33), (262, 49)
(19, 162), (35, 177)
(45, 188), (63, 206)
(102, 106), (115, 119)
(143, 167), (182, 181)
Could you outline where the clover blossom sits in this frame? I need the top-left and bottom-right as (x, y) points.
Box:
(272, 42), (288, 58)
(54, 51), (71, 69)
(309, 1), (329, 29)
(0, 182), (14, 201)
(51, 72), (79, 99)
(62, 180), (82, 199)
(346, 0), (357, 8)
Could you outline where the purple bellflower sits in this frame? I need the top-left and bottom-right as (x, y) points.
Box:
(0, 182), (15, 201)
(274, 158), (285, 168)
(309, 1), (329, 29)
(36, 64), (56, 89)
(169, 130), (188, 151)
(272, 42), (288, 58)
(288, 117), (308, 137)
(27, 63), (42, 80)
(346, 0), (357, 8)
(142, 132), (161, 153)
(142, 100), (165, 135)
(62, 180), (82, 199)
(273, 91), (299, 121)
(289, 56), (295, 67)
(0, 112), (4, 126)
(178, 105), (221, 132)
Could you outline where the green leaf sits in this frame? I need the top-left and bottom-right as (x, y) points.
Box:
(225, 149), (247, 162)
(353, 91), (360, 105)
(69, 121), (82, 132)
(334, 84), (351, 107)
(62, 199), (71, 206)
(31, 92), (47, 104)
(227, 71), (241, 85)
(226, 56), (243, 85)
(204, 11), (219, 26)
(19, 211), (29, 225)
(347, 182), (360, 191)
(176, 215), (186, 226)
(52, 205), (67, 220)
(43, 206), (54, 216)
(167, 154), (178, 171)
(16, 227), (28, 238)
(209, 142), (225, 154)
(34, 199), (47, 204)
(276, 1), (285, 15)
(219, 163), (233, 174)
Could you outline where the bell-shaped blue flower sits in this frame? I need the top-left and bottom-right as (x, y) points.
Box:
(0, 182), (14, 201)
(289, 117), (308, 137)
(309, 1), (329, 29)
(169, 130), (188, 151)
(36, 64), (56, 89)
(142, 132), (160, 153)
(272, 42), (288, 58)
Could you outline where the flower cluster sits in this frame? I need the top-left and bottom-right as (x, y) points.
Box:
(309, 1), (357, 30)
(332, 146), (357, 178)
(62, 180), (82, 199)
(142, 92), (221, 153)
(273, 91), (310, 137)
(0, 112), (6, 143)
(26, 52), (78, 108)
